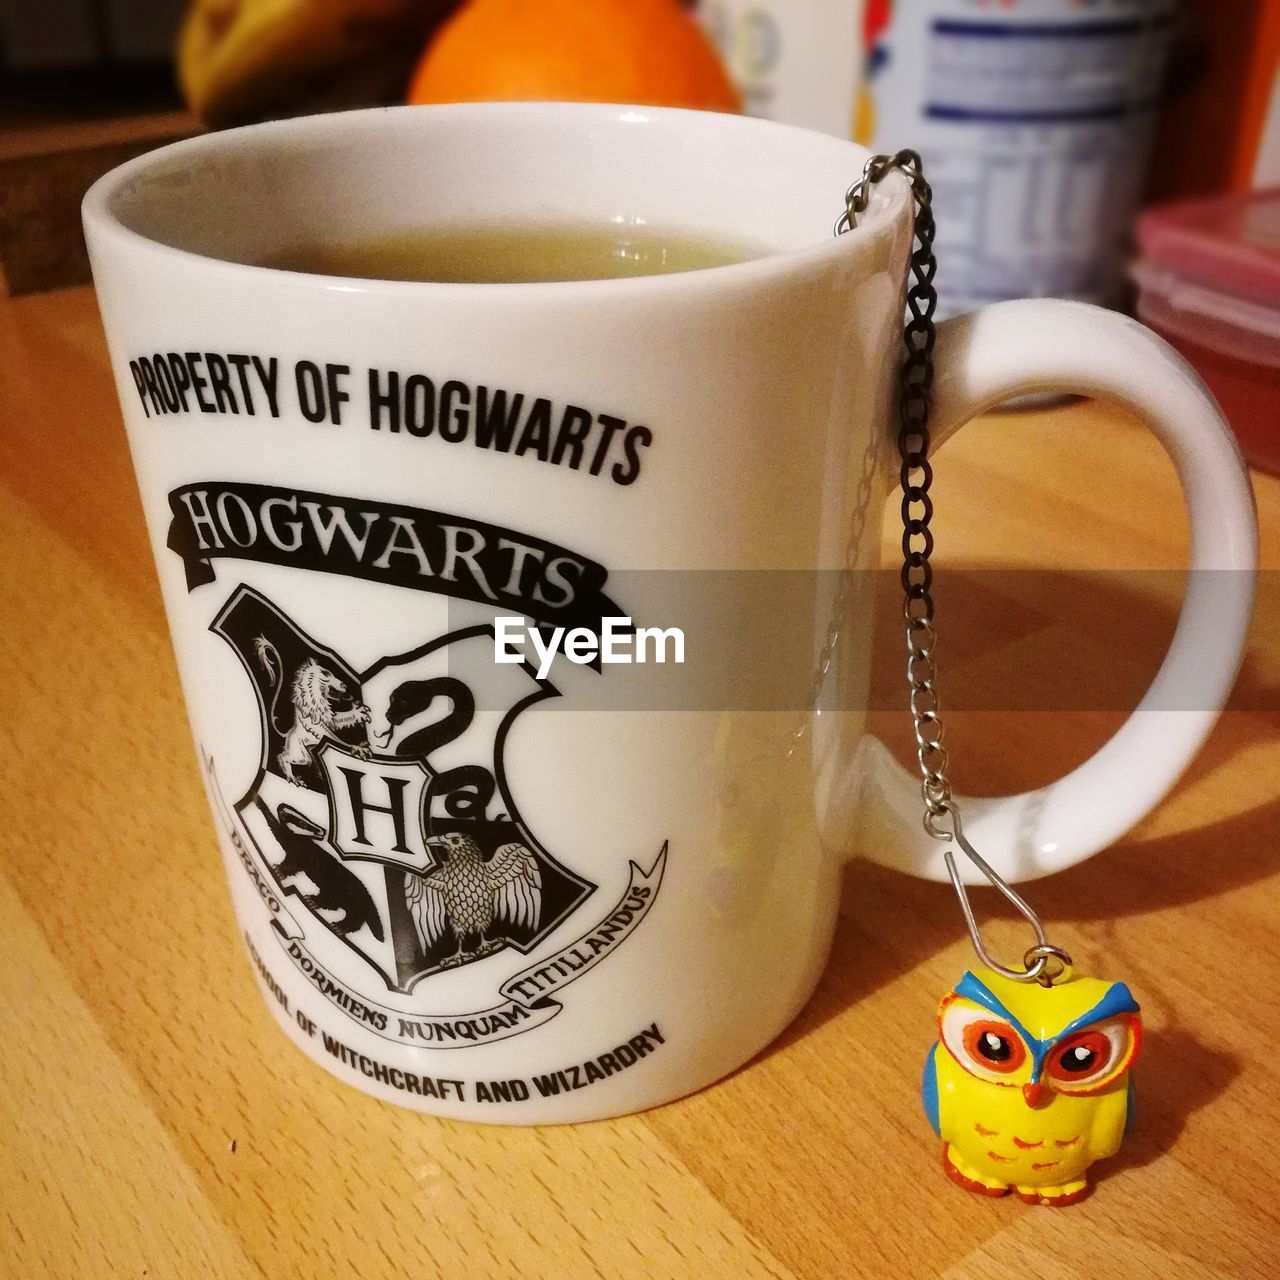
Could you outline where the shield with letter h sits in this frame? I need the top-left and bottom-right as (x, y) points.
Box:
(212, 584), (595, 992)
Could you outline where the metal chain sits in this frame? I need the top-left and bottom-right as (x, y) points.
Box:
(838, 151), (1071, 986)
(838, 150), (951, 837)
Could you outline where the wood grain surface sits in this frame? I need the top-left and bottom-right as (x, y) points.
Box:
(2, 286), (1277, 1279)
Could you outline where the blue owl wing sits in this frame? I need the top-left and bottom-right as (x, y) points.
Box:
(921, 1042), (941, 1137)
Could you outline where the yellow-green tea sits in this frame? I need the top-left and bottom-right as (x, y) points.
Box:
(267, 222), (766, 283)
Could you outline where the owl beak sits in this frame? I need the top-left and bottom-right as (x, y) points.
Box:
(1022, 1082), (1049, 1108)
(425, 836), (447, 849)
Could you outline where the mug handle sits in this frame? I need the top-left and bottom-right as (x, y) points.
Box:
(856, 298), (1257, 883)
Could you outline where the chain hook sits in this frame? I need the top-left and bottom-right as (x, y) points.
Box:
(836, 148), (925, 235)
(936, 805), (1072, 987)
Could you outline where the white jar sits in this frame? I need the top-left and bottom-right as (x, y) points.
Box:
(694, 0), (864, 137)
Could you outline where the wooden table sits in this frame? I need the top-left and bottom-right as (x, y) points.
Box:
(3, 285), (1277, 1279)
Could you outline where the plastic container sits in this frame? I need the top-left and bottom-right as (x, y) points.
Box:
(1133, 189), (1280, 474)
(859, 0), (1175, 317)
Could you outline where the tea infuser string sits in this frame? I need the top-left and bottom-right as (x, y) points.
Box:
(838, 150), (1072, 989)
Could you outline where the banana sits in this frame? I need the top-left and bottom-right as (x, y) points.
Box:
(178, 0), (456, 127)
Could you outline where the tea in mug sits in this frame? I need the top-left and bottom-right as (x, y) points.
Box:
(266, 222), (768, 283)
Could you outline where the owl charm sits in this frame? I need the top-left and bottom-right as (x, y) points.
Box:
(922, 966), (1142, 1206)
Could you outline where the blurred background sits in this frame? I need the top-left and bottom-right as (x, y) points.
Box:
(2, 0), (1278, 467)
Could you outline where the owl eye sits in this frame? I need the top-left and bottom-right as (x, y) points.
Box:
(1045, 1016), (1138, 1094)
(939, 1000), (1028, 1084)
(965, 1023), (1024, 1070)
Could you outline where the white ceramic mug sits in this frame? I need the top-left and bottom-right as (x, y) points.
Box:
(83, 104), (1255, 1122)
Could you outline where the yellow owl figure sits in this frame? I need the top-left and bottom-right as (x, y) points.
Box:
(922, 967), (1142, 1206)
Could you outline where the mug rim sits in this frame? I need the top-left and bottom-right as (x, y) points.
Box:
(82, 102), (911, 297)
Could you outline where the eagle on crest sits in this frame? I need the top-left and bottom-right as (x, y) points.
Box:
(405, 832), (542, 967)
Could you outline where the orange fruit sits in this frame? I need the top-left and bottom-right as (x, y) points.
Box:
(407, 0), (741, 113)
